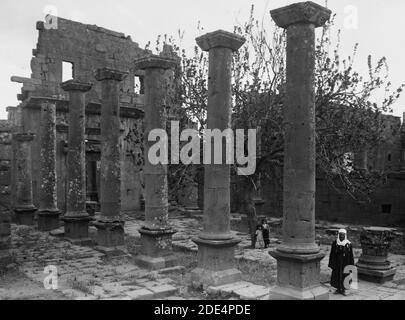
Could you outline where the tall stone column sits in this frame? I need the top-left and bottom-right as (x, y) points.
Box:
(190, 30), (246, 289)
(12, 133), (37, 226)
(400, 115), (405, 172)
(37, 101), (60, 231)
(0, 207), (11, 269)
(60, 80), (92, 245)
(133, 54), (178, 270)
(94, 68), (128, 255)
(269, 2), (331, 300)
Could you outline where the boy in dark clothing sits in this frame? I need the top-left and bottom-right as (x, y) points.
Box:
(261, 219), (270, 248)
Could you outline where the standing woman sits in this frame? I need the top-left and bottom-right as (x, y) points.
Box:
(328, 229), (355, 295)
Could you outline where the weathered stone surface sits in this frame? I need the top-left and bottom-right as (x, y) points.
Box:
(133, 54), (179, 269)
(125, 288), (154, 300)
(270, 1), (331, 29)
(269, 1), (330, 300)
(196, 30), (245, 52)
(12, 133), (37, 226)
(191, 30), (245, 289)
(357, 227), (397, 283)
(38, 101), (60, 231)
(94, 68), (127, 251)
(61, 80), (92, 242)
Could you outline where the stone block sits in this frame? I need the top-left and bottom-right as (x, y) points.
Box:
(234, 285), (270, 300)
(126, 288), (154, 300)
(149, 284), (179, 299)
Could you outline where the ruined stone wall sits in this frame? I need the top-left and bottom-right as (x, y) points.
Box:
(0, 121), (13, 214)
(232, 114), (405, 227)
(11, 17), (148, 214)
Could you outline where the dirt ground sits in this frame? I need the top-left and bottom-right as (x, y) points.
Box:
(0, 270), (67, 300)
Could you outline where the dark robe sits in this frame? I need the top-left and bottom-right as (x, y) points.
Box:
(328, 240), (355, 291)
(262, 224), (270, 247)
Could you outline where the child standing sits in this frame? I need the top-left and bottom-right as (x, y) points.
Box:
(255, 225), (264, 249)
(262, 219), (270, 248)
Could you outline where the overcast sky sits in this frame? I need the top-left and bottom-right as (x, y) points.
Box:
(0, 0), (404, 120)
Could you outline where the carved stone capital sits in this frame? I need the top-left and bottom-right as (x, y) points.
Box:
(60, 80), (93, 92)
(270, 1), (331, 29)
(134, 55), (179, 70)
(95, 68), (128, 82)
(196, 30), (246, 52)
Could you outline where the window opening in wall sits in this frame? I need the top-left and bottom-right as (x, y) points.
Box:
(62, 61), (74, 82)
(134, 75), (145, 95)
(381, 204), (392, 214)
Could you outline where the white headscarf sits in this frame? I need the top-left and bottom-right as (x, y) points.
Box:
(336, 229), (351, 246)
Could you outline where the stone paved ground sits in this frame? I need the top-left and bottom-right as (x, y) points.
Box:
(1, 213), (405, 300)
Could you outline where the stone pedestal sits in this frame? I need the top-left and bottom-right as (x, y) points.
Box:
(38, 101), (60, 231)
(60, 80), (93, 245)
(94, 68), (128, 255)
(269, 2), (331, 300)
(190, 30), (246, 289)
(269, 250), (328, 300)
(133, 55), (179, 269)
(12, 133), (37, 226)
(357, 227), (397, 283)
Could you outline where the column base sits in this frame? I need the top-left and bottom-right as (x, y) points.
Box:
(357, 260), (397, 284)
(62, 214), (92, 245)
(133, 227), (177, 270)
(269, 284), (329, 300)
(134, 254), (178, 270)
(191, 237), (242, 289)
(37, 209), (60, 232)
(14, 207), (37, 226)
(269, 249), (329, 300)
(94, 220), (126, 256)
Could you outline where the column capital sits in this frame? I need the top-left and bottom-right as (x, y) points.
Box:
(60, 80), (93, 92)
(270, 1), (331, 29)
(134, 54), (179, 70)
(95, 68), (128, 82)
(12, 133), (35, 142)
(196, 30), (246, 52)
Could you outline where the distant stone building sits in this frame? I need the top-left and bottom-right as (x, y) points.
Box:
(4, 17), (148, 214)
(258, 113), (405, 227)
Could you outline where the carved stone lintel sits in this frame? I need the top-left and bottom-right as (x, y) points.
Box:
(12, 133), (35, 142)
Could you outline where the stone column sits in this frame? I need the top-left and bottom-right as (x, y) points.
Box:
(400, 116), (405, 171)
(269, 2), (331, 300)
(0, 207), (11, 269)
(190, 30), (246, 289)
(94, 68), (128, 255)
(60, 80), (92, 245)
(37, 101), (60, 231)
(0, 123), (12, 268)
(12, 133), (37, 225)
(357, 227), (397, 283)
(133, 55), (178, 270)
